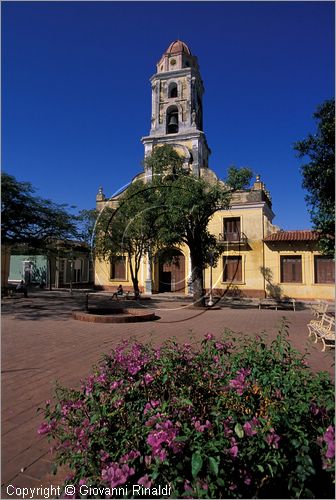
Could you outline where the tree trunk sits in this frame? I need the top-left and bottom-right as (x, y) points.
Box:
(132, 277), (140, 295)
(191, 251), (205, 307)
(48, 257), (52, 291)
(129, 260), (140, 298)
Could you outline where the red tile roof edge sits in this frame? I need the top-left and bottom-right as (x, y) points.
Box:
(264, 230), (320, 242)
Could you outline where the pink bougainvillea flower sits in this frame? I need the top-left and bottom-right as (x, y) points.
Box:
(102, 463), (135, 488)
(229, 367), (251, 395)
(266, 428), (280, 449)
(138, 475), (152, 488)
(144, 400), (160, 414)
(143, 373), (154, 385)
(243, 420), (257, 436)
(323, 426), (335, 459)
(230, 445), (239, 458)
(204, 333), (215, 341)
(119, 450), (140, 464)
(194, 419), (212, 433)
(37, 419), (56, 436)
(96, 373), (107, 384)
(184, 480), (194, 493)
(37, 421), (51, 436)
(145, 413), (164, 427)
(100, 450), (110, 462)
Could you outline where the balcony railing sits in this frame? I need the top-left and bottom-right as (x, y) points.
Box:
(218, 232), (248, 244)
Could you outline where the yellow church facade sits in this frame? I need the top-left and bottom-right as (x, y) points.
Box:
(95, 41), (334, 302)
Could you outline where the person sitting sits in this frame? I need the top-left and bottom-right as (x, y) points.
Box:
(16, 280), (28, 298)
(112, 284), (124, 300)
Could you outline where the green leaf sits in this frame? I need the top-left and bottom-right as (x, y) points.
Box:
(191, 452), (203, 478)
(234, 422), (244, 438)
(208, 456), (219, 476)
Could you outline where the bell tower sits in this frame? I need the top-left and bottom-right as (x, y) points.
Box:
(141, 40), (211, 177)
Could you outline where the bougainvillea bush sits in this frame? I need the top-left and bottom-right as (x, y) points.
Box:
(39, 324), (335, 498)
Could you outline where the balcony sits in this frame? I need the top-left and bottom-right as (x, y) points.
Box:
(218, 232), (248, 246)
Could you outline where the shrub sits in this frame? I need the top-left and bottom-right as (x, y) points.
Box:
(38, 323), (335, 498)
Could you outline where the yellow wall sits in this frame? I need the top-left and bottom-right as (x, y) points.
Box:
(94, 256), (140, 291)
(94, 198), (334, 300)
(264, 246), (334, 301)
(205, 207), (267, 296)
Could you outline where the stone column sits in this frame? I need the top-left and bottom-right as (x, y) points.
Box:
(145, 251), (152, 295)
(151, 82), (157, 130)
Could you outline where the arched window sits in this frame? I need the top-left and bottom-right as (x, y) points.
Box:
(166, 106), (179, 134)
(168, 82), (178, 98)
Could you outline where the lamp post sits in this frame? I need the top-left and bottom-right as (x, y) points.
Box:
(208, 252), (214, 307)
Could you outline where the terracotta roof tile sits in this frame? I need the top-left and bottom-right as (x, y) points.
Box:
(166, 40), (191, 55)
(264, 230), (319, 242)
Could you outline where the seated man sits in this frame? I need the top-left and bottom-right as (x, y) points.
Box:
(112, 284), (124, 300)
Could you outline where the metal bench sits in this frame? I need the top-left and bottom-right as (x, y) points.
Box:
(310, 300), (329, 318)
(308, 314), (335, 351)
(112, 291), (141, 301)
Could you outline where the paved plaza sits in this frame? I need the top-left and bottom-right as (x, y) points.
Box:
(1, 291), (334, 498)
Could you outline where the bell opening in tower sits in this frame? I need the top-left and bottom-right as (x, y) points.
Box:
(166, 107), (179, 134)
(168, 82), (178, 98)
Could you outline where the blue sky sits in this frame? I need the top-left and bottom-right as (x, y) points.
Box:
(2, 1), (334, 229)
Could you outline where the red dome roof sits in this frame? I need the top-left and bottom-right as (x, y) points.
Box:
(166, 40), (191, 55)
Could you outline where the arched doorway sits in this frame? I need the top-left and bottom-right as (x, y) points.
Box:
(157, 248), (185, 293)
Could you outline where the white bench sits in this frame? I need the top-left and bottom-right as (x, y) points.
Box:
(310, 300), (329, 318)
(308, 314), (335, 351)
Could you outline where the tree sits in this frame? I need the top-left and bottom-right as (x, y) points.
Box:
(77, 209), (99, 247)
(1, 172), (78, 246)
(294, 99), (335, 256)
(145, 145), (252, 306)
(94, 180), (158, 295)
(1, 172), (79, 288)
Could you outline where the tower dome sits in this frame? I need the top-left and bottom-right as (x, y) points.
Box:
(166, 40), (191, 55)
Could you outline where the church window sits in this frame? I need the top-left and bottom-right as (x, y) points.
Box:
(166, 106), (179, 134)
(223, 217), (241, 241)
(280, 256), (302, 283)
(314, 256), (335, 284)
(168, 82), (178, 98)
(223, 256), (242, 283)
(110, 256), (126, 280)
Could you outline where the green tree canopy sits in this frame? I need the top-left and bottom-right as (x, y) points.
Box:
(145, 145), (253, 305)
(1, 172), (78, 247)
(294, 99), (335, 255)
(94, 179), (158, 294)
(94, 145), (252, 303)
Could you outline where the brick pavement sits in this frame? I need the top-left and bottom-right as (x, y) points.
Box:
(1, 291), (334, 498)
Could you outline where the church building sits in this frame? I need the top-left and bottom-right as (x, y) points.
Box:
(95, 40), (334, 301)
